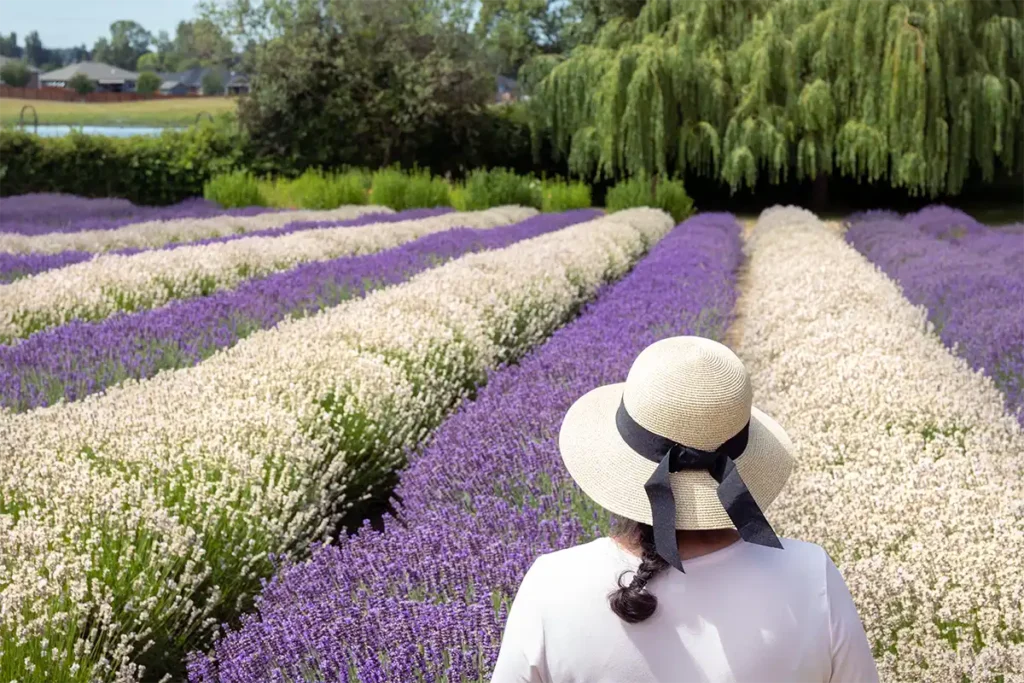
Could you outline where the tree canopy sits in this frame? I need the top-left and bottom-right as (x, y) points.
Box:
(212, 0), (498, 170)
(532, 0), (1024, 196)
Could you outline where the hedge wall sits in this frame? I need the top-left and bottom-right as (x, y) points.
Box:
(0, 124), (244, 205)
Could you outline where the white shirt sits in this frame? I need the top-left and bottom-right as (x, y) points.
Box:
(491, 537), (879, 683)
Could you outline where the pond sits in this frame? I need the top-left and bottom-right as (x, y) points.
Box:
(17, 125), (184, 138)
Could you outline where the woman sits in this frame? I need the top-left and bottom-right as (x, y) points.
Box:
(492, 336), (878, 683)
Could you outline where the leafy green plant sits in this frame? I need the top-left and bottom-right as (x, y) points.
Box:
(370, 168), (450, 210)
(203, 170), (266, 208)
(541, 178), (592, 212)
(68, 73), (96, 95)
(606, 176), (694, 223)
(0, 121), (244, 205)
(136, 71), (162, 95)
(0, 60), (31, 87)
(458, 168), (542, 210)
(202, 71), (225, 96)
(274, 168), (369, 209)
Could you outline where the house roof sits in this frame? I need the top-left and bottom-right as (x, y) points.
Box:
(0, 55), (41, 73)
(157, 66), (231, 89)
(40, 61), (139, 83)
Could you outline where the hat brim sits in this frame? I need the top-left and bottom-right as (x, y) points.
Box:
(559, 383), (795, 530)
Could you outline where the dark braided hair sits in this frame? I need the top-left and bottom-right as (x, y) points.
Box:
(608, 518), (668, 623)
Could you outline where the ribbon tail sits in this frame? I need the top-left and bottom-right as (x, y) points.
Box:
(644, 453), (685, 572)
(715, 457), (783, 549)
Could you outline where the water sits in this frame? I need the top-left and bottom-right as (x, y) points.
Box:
(19, 125), (183, 138)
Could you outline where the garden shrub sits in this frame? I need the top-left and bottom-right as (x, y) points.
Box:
(274, 169), (369, 209)
(0, 122), (244, 205)
(606, 176), (694, 222)
(541, 178), (592, 212)
(370, 168), (450, 210)
(457, 168), (542, 210)
(203, 170), (266, 208)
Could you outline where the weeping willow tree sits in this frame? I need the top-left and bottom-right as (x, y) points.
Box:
(532, 0), (1023, 196)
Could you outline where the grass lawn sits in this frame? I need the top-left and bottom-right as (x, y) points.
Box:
(0, 96), (238, 127)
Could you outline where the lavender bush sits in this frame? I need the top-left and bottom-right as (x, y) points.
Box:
(846, 206), (1024, 425)
(0, 194), (230, 234)
(0, 208), (447, 283)
(186, 212), (743, 682)
(1, 210), (598, 411)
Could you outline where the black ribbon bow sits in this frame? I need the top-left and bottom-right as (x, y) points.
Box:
(615, 398), (782, 571)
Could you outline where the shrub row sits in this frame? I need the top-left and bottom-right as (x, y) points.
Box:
(0, 124), (243, 206)
(0, 126), (691, 218)
(204, 167), (648, 215)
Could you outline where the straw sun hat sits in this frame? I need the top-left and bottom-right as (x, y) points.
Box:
(559, 336), (795, 571)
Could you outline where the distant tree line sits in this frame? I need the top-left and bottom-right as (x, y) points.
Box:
(0, 18), (237, 74)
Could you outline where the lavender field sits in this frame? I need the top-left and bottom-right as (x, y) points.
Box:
(0, 195), (1021, 683)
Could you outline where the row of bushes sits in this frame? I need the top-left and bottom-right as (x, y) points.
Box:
(204, 167), (694, 221)
(0, 124), (694, 221)
(0, 125), (243, 206)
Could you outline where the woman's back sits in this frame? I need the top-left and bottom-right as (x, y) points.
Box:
(492, 536), (877, 683)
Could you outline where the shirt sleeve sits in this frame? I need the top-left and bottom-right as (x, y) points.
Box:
(490, 557), (550, 683)
(826, 556), (880, 683)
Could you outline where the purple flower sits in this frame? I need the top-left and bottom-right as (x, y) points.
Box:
(846, 206), (1024, 425)
(0, 194), (237, 235)
(186, 212), (743, 682)
(1, 210), (599, 411)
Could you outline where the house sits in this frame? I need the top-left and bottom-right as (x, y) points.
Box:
(40, 61), (138, 92)
(158, 79), (191, 96)
(226, 72), (249, 95)
(0, 55), (41, 88)
(155, 66), (248, 96)
(496, 75), (520, 103)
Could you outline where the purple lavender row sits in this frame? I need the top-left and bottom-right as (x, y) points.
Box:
(0, 194), (248, 235)
(846, 206), (1024, 425)
(1, 210), (599, 412)
(0, 209), (449, 283)
(186, 213), (743, 682)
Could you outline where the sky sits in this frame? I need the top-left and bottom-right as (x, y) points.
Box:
(0, 0), (200, 48)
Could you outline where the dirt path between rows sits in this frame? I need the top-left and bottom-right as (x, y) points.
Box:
(722, 218), (757, 349)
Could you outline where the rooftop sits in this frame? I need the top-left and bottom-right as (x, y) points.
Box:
(40, 61), (139, 83)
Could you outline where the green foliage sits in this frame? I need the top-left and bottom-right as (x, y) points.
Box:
(269, 168), (370, 208)
(136, 52), (161, 72)
(68, 73), (95, 95)
(534, 0), (1024, 197)
(456, 167), (543, 209)
(92, 20), (153, 71)
(0, 122), (245, 205)
(220, 0), (496, 175)
(203, 170), (266, 208)
(0, 60), (31, 87)
(201, 71), (225, 96)
(540, 178), (592, 211)
(370, 168), (451, 210)
(606, 176), (694, 222)
(136, 71), (162, 95)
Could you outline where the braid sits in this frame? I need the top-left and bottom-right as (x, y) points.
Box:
(609, 521), (669, 623)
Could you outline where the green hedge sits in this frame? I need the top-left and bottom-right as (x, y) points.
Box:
(0, 123), (244, 205)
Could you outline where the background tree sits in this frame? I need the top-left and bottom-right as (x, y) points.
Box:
(68, 73), (96, 95)
(93, 21), (153, 69)
(136, 52), (161, 72)
(201, 70), (225, 95)
(175, 19), (234, 67)
(209, 0), (496, 171)
(23, 31), (48, 67)
(0, 60), (32, 87)
(136, 70), (162, 94)
(0, 33), (20, 58)
(475, 0), (567, 76)
(533, 0), (1024, 197)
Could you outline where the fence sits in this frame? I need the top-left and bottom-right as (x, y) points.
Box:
(0, 85), (203, 102)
